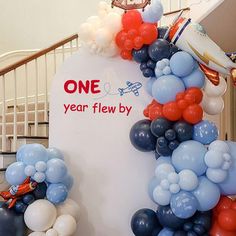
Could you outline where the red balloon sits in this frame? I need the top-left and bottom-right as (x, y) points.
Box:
(115, 30), (128, 49)
(210, 222), (236, 236)
(184, 93), (195, 105)
(177, 99), (188, 110)
(183, 104), (203, 124)
(218, 209), (236, 231)
(139, 23), (158, 44)
(122, 10), (143, 31)
(124, 39), (134, 51)
(133, 36), (144, 50)
(120, 50), (132, 60)
(187, 88), (203, 104)
(215, 197), (233, 213)
(127, 29), (138, 40)
(149, 106), (163, 121)
(176, 92), (185, 101)
(163, 102), (182, 121)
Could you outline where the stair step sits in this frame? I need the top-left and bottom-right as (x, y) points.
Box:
(0, 152), (16, 169)
(0, 110), (46, 123)
(7, 102), (48, 112)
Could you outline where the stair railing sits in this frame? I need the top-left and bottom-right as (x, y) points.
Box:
(0, 34), (79, 152)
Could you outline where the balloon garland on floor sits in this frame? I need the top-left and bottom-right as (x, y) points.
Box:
(72, 1), (236, 235)
(0, 144), (80, 236)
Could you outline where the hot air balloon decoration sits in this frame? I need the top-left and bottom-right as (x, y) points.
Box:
(111, 0), (151, 10)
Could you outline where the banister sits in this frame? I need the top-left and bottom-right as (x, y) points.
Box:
(164, 7), (190, 16)
(0, 34), (78, 76)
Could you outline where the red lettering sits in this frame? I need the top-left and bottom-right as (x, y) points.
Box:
(91, 80), (101, 94)
(64, 80), (77, 93)
(78, 80), (90, 94)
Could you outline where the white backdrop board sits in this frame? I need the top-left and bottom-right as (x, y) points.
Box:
(49, 49), (157, 236)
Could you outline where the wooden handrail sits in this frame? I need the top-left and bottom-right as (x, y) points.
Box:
(0, 34), (78, 76)
(164, 7), (190, 16)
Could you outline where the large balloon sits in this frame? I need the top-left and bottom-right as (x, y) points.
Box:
(182, 68), (205, 89)
(24, 199), (57, 232)
(5, 162), (27, 186)
(46, 183), (68, 204)
(131, 209), (162, 236)
(47, 147), (64, 160)
(0, 203), (26, 236)
(152, 75), (185, 104)
(53, 215), (77, 236)
(130, 119), (157, 152)
(172, 141), (207, 176)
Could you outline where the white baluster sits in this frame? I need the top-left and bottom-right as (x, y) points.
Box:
(62, 45), (65, 61)
(13, 70), (17, 151)
(54, 49), (57, 74)
(76, 38), (79, 50)
(178, 0), (182, 9)
(44, 54), (48, 122)
(24, 64), (29, 136)
(34, 59), (38, 136)
(70, 41), (73, 55)
(1, 75), (6, 152)
(169, 0), (172, 12)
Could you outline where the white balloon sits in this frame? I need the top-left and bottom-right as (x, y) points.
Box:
(208, 140), (230, 153)
(46, 228), (58, 236)
(57, 198), (81, 222)
(153, 185), (171, 206)
(206, 168), (227, 183)
(204, 77), (227, 97)
(28, 232), (46, 236)
(24, 200), (57, 232)
(95, 28), (113, 48)
(87, 16), (102, 30)
(53, 215), (77, 236)
(102, 41), (119, 57)
(179, 170), (199, 191)
(78, 23), (95, 42)
(202, 94), (224, 115)
(104, 12), (122, 34)
(98, 1), (110, 12)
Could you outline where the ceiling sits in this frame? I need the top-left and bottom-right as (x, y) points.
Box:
(200, 0), (236, 52)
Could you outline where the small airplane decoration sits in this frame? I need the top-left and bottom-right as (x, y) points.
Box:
(0, 177), (37, 208)
(118, 81), (142, 96)
(111, 0), (151, 10)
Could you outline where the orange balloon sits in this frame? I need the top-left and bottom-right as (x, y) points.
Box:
(183, 104), (203, 124)
(122, 10), (143, 30)
(210, 222), (235, 236)
(149, 106), (163, 121)
(139, 23), (158, 45)
(215, 197), (232, 213)
(120, 50), (132, 60)
(115, 30), (128, 49)
(124, 39), (134, 51)
(127, 29), (138, 40)
(176, 92), (185, 101)
(163, 102), (182, 121)
(187, 88), (203, 104)
(133, 36), (144, 50)
(177, 99), (189, 110)
(218, 209), (236, 231)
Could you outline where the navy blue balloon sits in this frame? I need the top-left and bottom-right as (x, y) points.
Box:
(131, 209), (161, 236)
(148, 39), (171, 62)
(173, 121), (193, 142)
(169, 140), (179, 151)
(158, 27), (169, 40)
(186, 232), (198, 236)
(183, 222), (194, 232)
(173, 231), (186, 236)
(165, 129), (176, 141)
(151, 118), (172, 137)
(33, 182), (47, 199)
(147, 60), (156, 69)
(193, 224), (206, 234)
(157, 205), (187, 230)
(170, 45), (181, 57)
(132, 46), (150, 63)
(14, 200), (28, 214)
(143, 68), (155, 78)
(140, 63), (148, 71)
(130, 120), (157, 152)
(22, 194), (35, 205)
(193, 211), (212, 231)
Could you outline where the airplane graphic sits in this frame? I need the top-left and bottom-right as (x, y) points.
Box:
(118, 81), (142, 96)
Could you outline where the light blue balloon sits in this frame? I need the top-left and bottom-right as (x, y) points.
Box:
(19, 144), (48, 165)
(47, 147), (64, 160)
(45, 159), (68, 184)
(46, 183), (68, 204)
(16, 144), (27, 162)
(148, 176), (160, 202)
(156, 156), (171, 166)
(158, 228), (174, 236)
(182, 68), (205, 88)
(35, 161), (47, 172)
(170, 52), (195, 77)
(219, 141), (236, 195)
(192, 176), (220, 211)
(33, 172), (46, 183)
(193, 120), (219, 145)
(163, 66), (171, 75)
(172, 141), (207, 176)
(146, 77), (156, 96)
(61, 174), (74, 191)
(24, 165), (36, 177)
(6, 162), (27, 186)
(152, 75), (185, 104)
(141, 0), (163, 23)
(170, 191), (197, 219)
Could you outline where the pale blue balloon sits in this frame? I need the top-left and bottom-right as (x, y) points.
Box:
(46, 183), (68, 204)
(172, 141), (207, 176)
(19, 144), (48, 165)
(156, 156), (171, 166)
(6, 162), (27, 186)
(163, 66), (171, 75)
(33, 172), (46, 183)
(148, 176), (160, 202)
(170, 191), (197, 219)
(192, 176), (220, 211)
(158, 228), (174, 236)
(141, 0), (163, 23)
(61, 174), (74, 191)
(182, 68), (205, 88)
(35, 161), (47, 172)
(146, 77), (156, 96)
(47, 147), (64, 160)
(152, 75), (185, 104)
(219, 141), (236, 195)
(170, 52), (195, 77)
(24, 165), (36, 177)
(16, 144), (27, 162)
(45, 159), (68, 184)
(193, 120), (219, 145)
